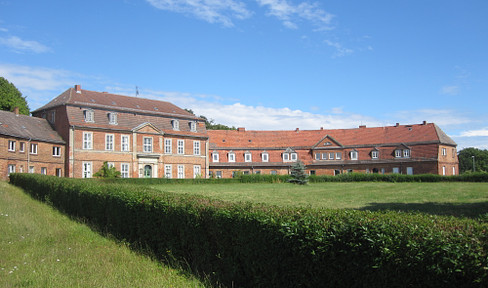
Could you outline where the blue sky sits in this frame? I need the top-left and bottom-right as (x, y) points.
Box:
(1, 0), (487, 150)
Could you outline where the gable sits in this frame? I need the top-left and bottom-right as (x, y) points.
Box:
(132, 122), (163, 134)
(313, 135), (343, 149)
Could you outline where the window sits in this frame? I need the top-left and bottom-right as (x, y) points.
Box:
(336, 152), (342, 160)
(310, 170), (316, 175)
(121, 163), (129, 178)
(121, 135), (130, 152)
(19, 166), (23, 173)
(164, 139), (172, 154)
(84, 109), (94, 122)
(189, 121), (197, 132)
(143, 137), (153, 153)
(50, 111), (56, 124)
(392, 167), (400, 174)
(315, 153), (320, 160)
(228, 152), (235, 162)
(371, 150), (379, 159)
(108, 112), (118, 125)
(290, 153), (298, 161)
(442, 166), (446, 176)
(350, 150), (358, 160)
(82, 162), (92, 178)
(262, 152), (269, 162)
(321, 153), (327, 160)
(41, 167), (47, 175)
(452, 167), (456, 175)
(403, 149), (410, 158)
(193, 165), (201, 178)
(7, 164), (15, 175)
(328, 152), (334, 160)
(245, 152), (252, 162)
(83, 132), (93, 149)
(212, 152), (219, 162)
(53, 146), (61, 157)
(29, 166), (34, 173)
(177, 140), (184, 154)
(216, 171), (222, 178)
(271, 170), (277, 175)
(441, 148), (447, 156)
(56, 168), (62, 177)
(452, 149), (456, 158)
(165, 165), (172, 178)
(19, 142), (25, 152)
(172, 119), (179, 131)
(177, 165), (184, 179)
(407, 167), (413, 175)
(193, 141), (200, 155)
(30, 143), (38, 155)
(283, 153), (290, 161)
(8, 140), (15, 152)
(105, 134), (114, 151)
(107, 162), (115, 169)
(395, 149), (402, 158)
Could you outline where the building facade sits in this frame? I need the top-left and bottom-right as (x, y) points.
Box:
(207, 123), (459, 178)
(0, 109), (65, 180)
(32, 85), (209, 179)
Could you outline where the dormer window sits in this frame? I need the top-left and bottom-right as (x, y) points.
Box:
(395, 149), (402, 158)
(244, 151), (252, 162)
(371, 150), (379, 159)
(108, 112), (118, 125)
(262, 152), (269, 162)
(350, 150), (358, 160)
(171, 119), (180, 131)
(283, 148), (297, 162)
(189, 121), (197, 132)
(403, 149), (410, 158)
(228, 151), (235, 162)
(212, 151), (219, 162)
(84, 109), (94, 123)
(290, 152), (298, 161)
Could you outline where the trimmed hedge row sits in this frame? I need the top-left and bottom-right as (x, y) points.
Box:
(9, 173), (488, 287)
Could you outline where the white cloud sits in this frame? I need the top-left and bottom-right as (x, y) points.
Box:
(390, 109), (471, 127)
(256, 0), (334, 30)
(0, 64), (76, 91)
(324, 39), (353, 57)
(0, 36), (51, 53)
(146, 0), (252, 27)
(440, 85), (460, 96)
(460, 128), (488, 137)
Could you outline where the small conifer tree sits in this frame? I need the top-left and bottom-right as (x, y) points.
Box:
(93, 162), (121, 178)
(288, 161), (309, 185)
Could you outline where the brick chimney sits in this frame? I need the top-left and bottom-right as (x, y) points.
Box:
(359, 125), (366, 128)
(237, 127), (246, 132)
(13, 107), (19, 115)
(74, 84), (81, 94)
(295, 128), (300, 132)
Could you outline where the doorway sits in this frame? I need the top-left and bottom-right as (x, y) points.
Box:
(144, 165), (152, 178)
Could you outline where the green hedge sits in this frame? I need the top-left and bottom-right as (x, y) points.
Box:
(309, 172), (488, 183)
(9, 174), (488, 287)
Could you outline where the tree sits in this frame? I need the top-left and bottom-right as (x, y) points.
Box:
(458, 148), (488, 173)
(93, 162), (121, 178)
(288, 161), (309, 185)
(184, 109), (236, 130)
(0, 77), (30, 115)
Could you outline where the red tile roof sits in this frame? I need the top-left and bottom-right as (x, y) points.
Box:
(208, 123), (456, 149)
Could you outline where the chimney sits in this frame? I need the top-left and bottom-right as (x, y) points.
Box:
(13, 107), (19, 115)
(395, 123), (400, 127)
(422, 121), (427, 125)
(237, 127), (245, 132)
(295, 128), (299, 132)
(320, 127), (324, 130)
(359, 125), (366, 128)
(74, 85), (81, 94)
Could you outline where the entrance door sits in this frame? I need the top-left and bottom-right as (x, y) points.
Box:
(144, 165), (152, 178)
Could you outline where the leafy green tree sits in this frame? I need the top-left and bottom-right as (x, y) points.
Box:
(288, 161), (309, 185)
(93, 162), (121, 178)
(0, 77), (30, 115)
(458, 148), (488, 173)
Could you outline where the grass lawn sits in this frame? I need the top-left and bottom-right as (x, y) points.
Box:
(0, 181), (205, 288)
(152, 182), (488, 219)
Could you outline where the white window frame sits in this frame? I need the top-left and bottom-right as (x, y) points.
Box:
(290, 152), (298, 161)
(452, 166), (456, 175)
(262, 152), (269, 162)
(441, 148), (447, 156)
(82, 162), (92, 178)
(143, 137), (153, 153)
(56, 168), (62, 177)
(395, 149), (402, 158)
(328, 152), (334, 160)
(8, 164), (15, 175)
(172, 119), (180, 131)
(245, 152), (252, 162)
(105, 134), (114, 151)
(30, 143), (38, 155)
(371, 150), (379, 159)
(29, 166), (34, 173)
(41, 167), (47, 175)
(283, 153), (290, 161)
(108, 112), (118, 125)
(165, 164), (172, 178)
(177, 165), (184, 179)
(407, 167), (413, 175)
(189, 121), (197, 132)
(212, 152), (219, 162)
(403, 149), (411, 158)
(193, 165), (201, 178)
(121, 135), (130, 152)
(336, 152), (342, 160)
(177, 140), (185, 155)
(315, 153), (320, 160)
(392, 167), (400, 174)
(350, 151), (358, 160)
(121, 163), (129, 178)
(164, 139), (172, 154)
(8, 140), (15, 152)
(193, 141), (200, 155)
(442, 166), (446, 176)
(83, 132), (93, 150)
(228, 152), (235, 162)
(53, 146), (61, 157)
(19, 142), (25, 153)
(84, 109), (94, 123)
(321, 153), (327, 160)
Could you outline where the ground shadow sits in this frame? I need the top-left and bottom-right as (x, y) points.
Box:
(360, 201), (488, 219)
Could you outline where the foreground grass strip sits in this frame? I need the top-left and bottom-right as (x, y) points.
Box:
(0, 181), (205, 288)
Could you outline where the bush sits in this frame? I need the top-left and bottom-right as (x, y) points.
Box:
(9, 173), (488, 287)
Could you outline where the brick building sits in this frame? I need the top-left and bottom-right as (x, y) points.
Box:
(207, 123), (459, 178)
(32, 85), (208, 178)
(0, 109), (65, 180)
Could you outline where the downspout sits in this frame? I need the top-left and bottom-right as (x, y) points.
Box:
(27, 138), (31, 171)
(71, 125), (75, 178)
